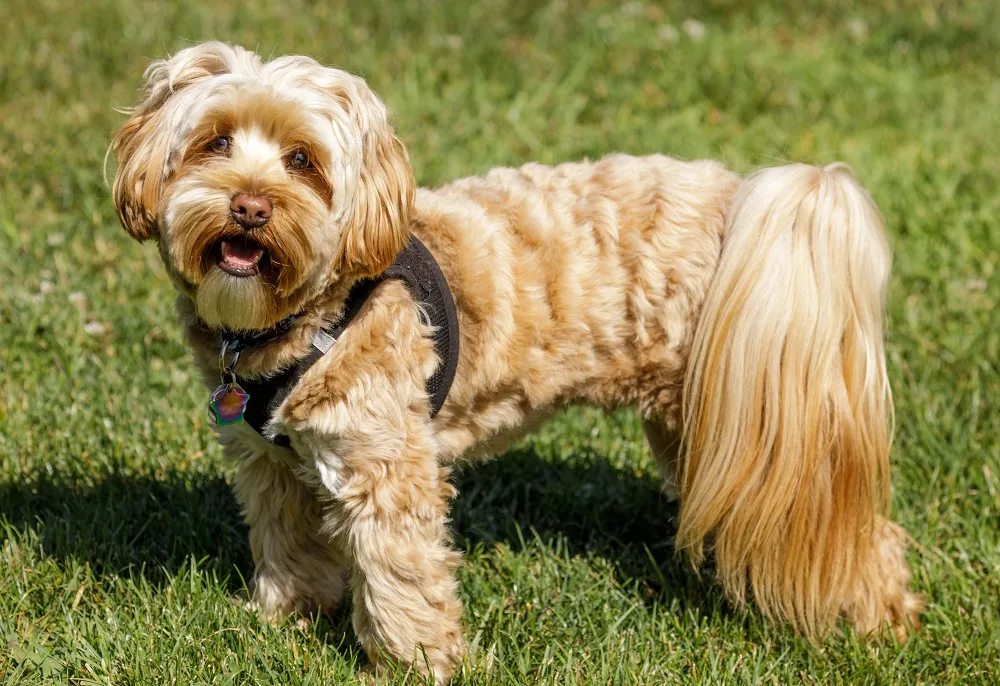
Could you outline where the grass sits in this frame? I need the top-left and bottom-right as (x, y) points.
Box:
(1, 0), (998, 683)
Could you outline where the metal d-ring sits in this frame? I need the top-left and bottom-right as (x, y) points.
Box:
(218, 339), (241, 381)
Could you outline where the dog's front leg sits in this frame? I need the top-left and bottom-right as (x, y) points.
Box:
(229, 451), (348, 621)
(276, 281), (466, 682)
(300, 416), (465, 683)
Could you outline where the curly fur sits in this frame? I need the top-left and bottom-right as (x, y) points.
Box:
(110, 42), (921, 683)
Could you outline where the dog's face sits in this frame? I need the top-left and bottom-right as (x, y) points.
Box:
(110, 42), (414, 331)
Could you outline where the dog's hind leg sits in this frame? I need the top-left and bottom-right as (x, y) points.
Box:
(230, 452), (348, 621)
(842, 516), (923, 641)
(643, 419), (681, 502)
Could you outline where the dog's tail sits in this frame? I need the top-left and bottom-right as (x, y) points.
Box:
(679, 163), (893, 637)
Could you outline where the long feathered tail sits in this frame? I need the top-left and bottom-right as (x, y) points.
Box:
(678, 163), (916, 637)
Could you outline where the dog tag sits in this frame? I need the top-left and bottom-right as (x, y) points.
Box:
(208, 381), (250, 426)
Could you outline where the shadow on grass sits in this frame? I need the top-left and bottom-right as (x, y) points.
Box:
(0, 444), (722, 616)
(0, 470), (251, 585)
(452, 448), (720, 610)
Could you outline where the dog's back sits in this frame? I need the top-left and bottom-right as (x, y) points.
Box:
(414, 154), (740, 459)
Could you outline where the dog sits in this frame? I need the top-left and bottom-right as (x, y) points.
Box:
(109, 42), (922, 682)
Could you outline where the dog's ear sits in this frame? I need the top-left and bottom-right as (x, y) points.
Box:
(334, 78), (415, 278)
(108, 43), (238, 241)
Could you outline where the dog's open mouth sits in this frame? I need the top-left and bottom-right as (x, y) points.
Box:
(216, 237), (266, 277)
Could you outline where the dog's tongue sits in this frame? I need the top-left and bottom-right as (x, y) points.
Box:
(220, 238), (263, 270)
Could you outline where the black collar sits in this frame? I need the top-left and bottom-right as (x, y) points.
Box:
(216, 235), (460, 447)
(220, 314), (299, 353)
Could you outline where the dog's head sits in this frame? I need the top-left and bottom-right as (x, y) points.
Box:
(110, 42), (414, 331)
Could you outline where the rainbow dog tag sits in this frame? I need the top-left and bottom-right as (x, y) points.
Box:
(208, 382), (249, 426)
(208, 338), (250, 426)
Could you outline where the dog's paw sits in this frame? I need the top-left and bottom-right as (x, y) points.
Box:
(887, 590), (924, 643)
(359, 659), (454, 686)
(240, 572), (297, 623)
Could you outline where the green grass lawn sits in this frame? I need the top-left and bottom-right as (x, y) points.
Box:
(2, 0), (999, 683)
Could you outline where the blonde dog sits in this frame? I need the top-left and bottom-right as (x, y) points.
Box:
(110, 42), (921, 682)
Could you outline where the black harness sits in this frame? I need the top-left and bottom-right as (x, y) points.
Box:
(218, 236), (459, 448)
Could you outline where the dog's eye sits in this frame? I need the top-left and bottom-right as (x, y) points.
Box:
(288, 150), (310, 170)
(209, 136), (231, 154)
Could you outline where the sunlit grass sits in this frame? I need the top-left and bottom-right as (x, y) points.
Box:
(1, 0), (998, 683)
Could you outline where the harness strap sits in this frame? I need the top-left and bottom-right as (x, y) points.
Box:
(232, 235), (460, 447)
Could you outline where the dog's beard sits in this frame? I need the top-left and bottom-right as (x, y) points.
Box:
(196, 267), (279, 331)
(163, 177), (330, 332)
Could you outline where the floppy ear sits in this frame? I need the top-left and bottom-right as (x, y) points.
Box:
(109, 106), (166, 241)
(335, 80), (415, 277)
(108, 42), (238, 241)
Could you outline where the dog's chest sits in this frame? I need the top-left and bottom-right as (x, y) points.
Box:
(218, 421), (340, 491)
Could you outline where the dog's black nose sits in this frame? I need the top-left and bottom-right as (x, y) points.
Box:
(230, 194), (272, 229)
